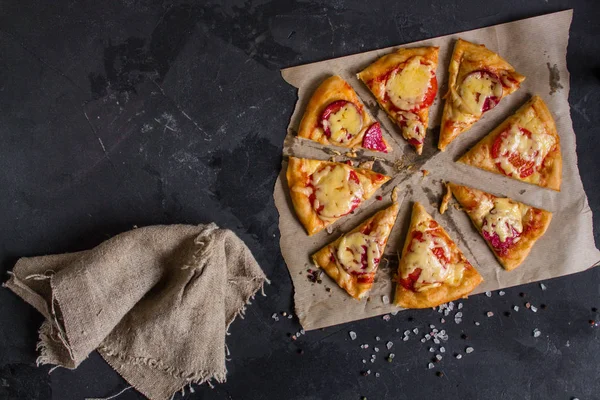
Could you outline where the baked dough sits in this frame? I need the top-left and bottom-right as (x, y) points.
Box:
(286, 157), (391, 236)
(357, 47), (439, 155)
(394, 202), (483, 309)
(458, 96), (562, 191)
(448, 183), (552, 271)
(312, 203), (399, 299)
(298, 75), (390, 153)
(439, 39), (525, 151)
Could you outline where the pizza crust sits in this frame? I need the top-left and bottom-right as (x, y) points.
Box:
(286, 157), (391, 236)
(357, 47), (439, 155)
(297, 75), (390, 152)
(439, 39), (525, 151)
(448, 183), (553, 271)
(394, 202), (483, 309)
(312, 203), (400, 299)
(458, 96), (562, 191)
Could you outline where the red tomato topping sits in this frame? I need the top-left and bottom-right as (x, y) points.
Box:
(481, 222), (522, 256)
(357, 274), (375, 284)
(320, 100), (361, 138)
(491, 127), (537, 178)
(413, 73), (437, 112)
(400, 268), (422, 290)
(362, 123), (388, 152)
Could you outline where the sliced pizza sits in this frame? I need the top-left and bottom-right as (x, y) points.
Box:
(448, 183), (552, 271)
(394, 202), (483, 309)
(286, 157), (391, 236)
(438, 39), (525, 151)
(458, 96), (562, 191)
(298, 75), (390, 153)
(357, 46), (439, 155)
(312, 203), (399, 299)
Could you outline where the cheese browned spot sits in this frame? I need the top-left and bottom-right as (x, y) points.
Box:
(337, 232), (380, 274)
(312, 165), (363, 220)
(482, 198), (524, 242)
(401, 226), (464, 292)
(385, 57), (434, 111)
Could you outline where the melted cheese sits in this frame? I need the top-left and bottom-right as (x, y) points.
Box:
(323, 103), (363, 144)
(337, 232), (380, 274)
(312, 165), (363, 219)
(459, 72), (502, 116)
(385, 57), (433, 110)
(482, 198), (523, 242)
(494, 109), (556, 177)
(401, 227), (464, 292)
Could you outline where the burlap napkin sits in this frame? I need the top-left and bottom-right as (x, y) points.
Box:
(3, 223), (268, 400)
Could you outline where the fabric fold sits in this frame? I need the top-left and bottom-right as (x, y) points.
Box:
(4, 223), (267, 400)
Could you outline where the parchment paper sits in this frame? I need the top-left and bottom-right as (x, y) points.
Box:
(274, 10), (600, 330)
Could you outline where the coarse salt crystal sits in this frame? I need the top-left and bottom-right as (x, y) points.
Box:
(441, 318), (445, 323)
(429, 324), (435, 329)
(540, 283), (547, 291)
(466, 347), (474, 354)
(458, 303), (463, 310)
(475, 322), (480, 326)
(533, 329), (541, 338)
(499, 291), (505, 296)
(382, 295), (390, 305)
(456, 312), (463, 318)
(374, 347), (379, 352)
(362, 359), (366, 363)
(349, 331), (357, 340)
(455, 354), (462, 359)
(300, 329), (305, 335)
(485, 291), (492, 297)
(375, 372), (380, 378)
(487, 311), (494, 317)
(428, 363), (435, 369)
(531, 306), (538, 313)
(413, 328), (419, 334)
(514, 306), (519, 312)
(375, 336), (380, 341)
(420, 338), (425, 343)
(396, 328), (400, 332)
(425, 334), (431, 340)
(391, 310), (399, 316)
(404, 330), (411, 336)
(435, 354), (442, 361)
(389, 353), (395, 359)
(386, 342), (393, 350)
(440, 347), (446, 353)
(429, 347), (435, 352)
(383, 314), (391, 321)
(433, 338), (440, 344)
(403, 337), (409, 342)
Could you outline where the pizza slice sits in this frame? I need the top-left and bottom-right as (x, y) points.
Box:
(357, 46), (439, 155)
(286, 157), (391, 236)
(458, 96), (562, 191)
(448, 183), (552, 271)
(438, 39), (525, 151)
(394, 202), (483, 309)
(312, 203), (399, 299)
(298, 75), (390, 153)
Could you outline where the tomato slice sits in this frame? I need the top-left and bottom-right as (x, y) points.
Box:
(481, 222), (522, 256)
(362, 123), (387, 152)
(400, 268), (422, 290)
(413, 73), (437, 112)
(491, 127), (537, 178)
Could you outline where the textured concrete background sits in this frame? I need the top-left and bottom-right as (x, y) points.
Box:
(0, 1), (598, 399)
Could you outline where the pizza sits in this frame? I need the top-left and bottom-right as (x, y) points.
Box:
(357, 46), (439, 155)
(297, 75), (390, 153)
(448, 183), (552, 271)
(438, 39), (525, 151)
(394, 202), (483, 309)
(312, 203), (399, 299)
(286, 157), (391, 236)
(458, 96), (562, 191)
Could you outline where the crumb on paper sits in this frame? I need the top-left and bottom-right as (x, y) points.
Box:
(452, 203), (462, 211)
(345, 151), (358, 158)
(439, 182), (452, 214)
(326, 225), (334, 234)
(359, 160), (374, 170)
(391, 186), (400, 202)
(421, 169), (429, 177)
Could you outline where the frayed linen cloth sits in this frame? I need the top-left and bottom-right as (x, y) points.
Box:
(3, 223), (268, 400)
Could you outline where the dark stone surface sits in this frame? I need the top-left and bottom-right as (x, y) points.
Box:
(0, 1), (599, 399)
